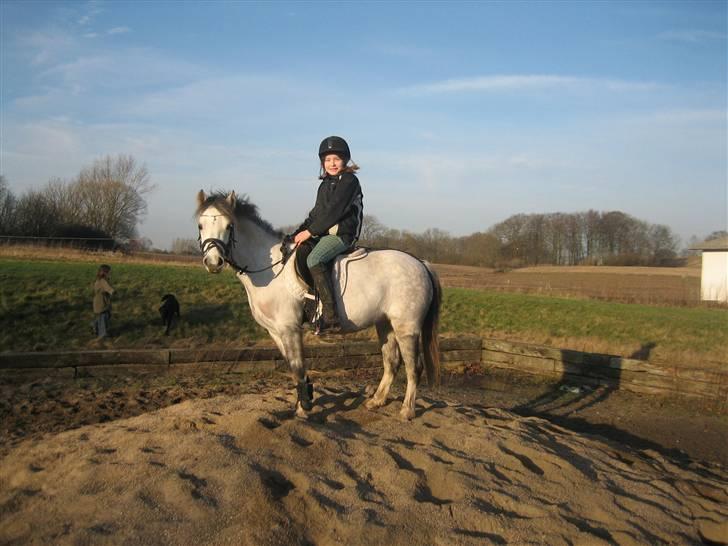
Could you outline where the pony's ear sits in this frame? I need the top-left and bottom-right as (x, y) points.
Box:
(197, 190), (206, 208)
(227, 191), (236, 208)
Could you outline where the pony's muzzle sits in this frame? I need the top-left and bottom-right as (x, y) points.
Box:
(202, 253), (225, 273)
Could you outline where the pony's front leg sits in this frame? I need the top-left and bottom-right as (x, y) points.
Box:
(269, 329), (312, 417)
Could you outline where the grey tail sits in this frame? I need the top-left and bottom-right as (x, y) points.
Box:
(422, 262), (441, 387)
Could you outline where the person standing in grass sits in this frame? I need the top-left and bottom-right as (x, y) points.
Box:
(93, 264), (114, 339)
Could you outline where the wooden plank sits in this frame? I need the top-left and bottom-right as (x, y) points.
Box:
(441, 350), (481, 362)
(0, 367), (77, 379)
(553, 360), (587, 375)
(173, 360), (278, 374)
(675, 367), (728, 384)
(608, 357), (673, 376)
(675, 379), (720, 398)
(617, 369), (677, 391)
(441, 336), (482, 351)
(0, 350), (170, 369)
(76, 350), (170, 366)
(75, 364), (172, 377)
(482, 350), (555, 374)
(169, 347), (280, 364)
(343, 342), (380, 356)
(0, 353), (71, 369)
(483, 339), (562, 361)
(304, 344), (344, 358)
(308, 354), (381, 371)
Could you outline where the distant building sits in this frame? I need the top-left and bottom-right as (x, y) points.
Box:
(689, 236), (728, 303)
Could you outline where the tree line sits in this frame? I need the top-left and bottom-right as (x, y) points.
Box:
(358, 211), (683, 267)
(0, 155), (154, 249)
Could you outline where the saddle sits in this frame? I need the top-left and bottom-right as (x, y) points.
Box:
(292, 239), (367, 325)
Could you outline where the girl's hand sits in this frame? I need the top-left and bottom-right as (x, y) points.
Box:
(294, 230), (312, 245)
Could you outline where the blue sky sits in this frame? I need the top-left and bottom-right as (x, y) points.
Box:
(1, 0), (726, 249)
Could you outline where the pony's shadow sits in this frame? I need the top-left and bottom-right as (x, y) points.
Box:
(183, 304), (236, 325)
(271, 387), (369, 425)
(514, 342), (658, 416)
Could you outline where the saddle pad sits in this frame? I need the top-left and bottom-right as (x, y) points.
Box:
(294, 244), (366, 292)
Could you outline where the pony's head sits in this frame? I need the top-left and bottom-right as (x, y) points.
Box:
(196, 190), (237, 273)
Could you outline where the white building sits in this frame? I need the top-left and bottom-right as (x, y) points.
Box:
(690, 236), (728, 303)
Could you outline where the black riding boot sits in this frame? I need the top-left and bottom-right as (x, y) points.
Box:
(309, 264), (342, 334)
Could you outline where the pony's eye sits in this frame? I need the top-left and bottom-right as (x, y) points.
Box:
(197, 224), (202, 230)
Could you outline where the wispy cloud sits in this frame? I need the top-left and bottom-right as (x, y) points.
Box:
(397, 75), (663, 96)
(107, 26), (131, 35)
(38, 49), (206, 90)
(19, 29), (77, 66)
(658, 29), (727, 43)
(77, 1), (103, 27)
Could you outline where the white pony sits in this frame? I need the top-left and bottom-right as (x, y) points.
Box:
(196, 191), (441, 420)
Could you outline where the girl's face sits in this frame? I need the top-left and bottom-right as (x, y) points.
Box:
(323, 154), (345, 176)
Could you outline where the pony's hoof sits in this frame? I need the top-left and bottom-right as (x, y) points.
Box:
(365, 398), (384, 410)
(399, 408), (416, 421)
(295, 402), (309, 419)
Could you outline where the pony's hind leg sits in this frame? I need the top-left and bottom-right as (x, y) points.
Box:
(365, 321), (401, 410)
(395, 331), (421, 421)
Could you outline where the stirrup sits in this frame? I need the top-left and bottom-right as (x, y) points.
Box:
(315, 317), (342, 335)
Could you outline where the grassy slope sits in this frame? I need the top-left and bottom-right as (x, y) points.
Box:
(442, 289), (727, 366)
(1, 258), (726, 367)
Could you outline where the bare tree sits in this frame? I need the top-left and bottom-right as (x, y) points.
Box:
(359, 215), (387, 244)
(171, 237), (200, 255)
(705, 230), (728, 241)
(73, 155), (155, 240)
(0, 176), (17, 235)
(12, 189), (57, 236)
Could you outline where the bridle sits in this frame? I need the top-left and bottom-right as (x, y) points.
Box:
(198, 213), (291, 276)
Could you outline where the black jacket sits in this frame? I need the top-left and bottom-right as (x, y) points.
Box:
(297, 172), (363, 246)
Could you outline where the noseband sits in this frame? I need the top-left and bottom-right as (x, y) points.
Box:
(198, 214), (246, 273)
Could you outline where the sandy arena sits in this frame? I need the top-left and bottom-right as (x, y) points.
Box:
(1, 372), (727, 546)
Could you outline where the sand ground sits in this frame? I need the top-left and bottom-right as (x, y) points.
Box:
(1, 368), (727, 545)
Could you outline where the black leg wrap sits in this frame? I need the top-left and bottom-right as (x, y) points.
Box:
(297, 377), (314, 411)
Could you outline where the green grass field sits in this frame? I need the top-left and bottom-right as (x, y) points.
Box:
(1, 257), (726, 367)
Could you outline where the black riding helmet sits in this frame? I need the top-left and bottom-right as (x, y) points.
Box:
(318, 136), (350, 162)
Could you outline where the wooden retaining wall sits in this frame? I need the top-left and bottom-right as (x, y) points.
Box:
(1, 337), (726, 404)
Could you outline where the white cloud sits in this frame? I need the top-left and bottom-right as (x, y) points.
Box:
(397, 75), (663, 96)
(83, 32), (98, 39)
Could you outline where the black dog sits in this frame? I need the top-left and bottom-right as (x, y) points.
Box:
(159, 294), (180, 335)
